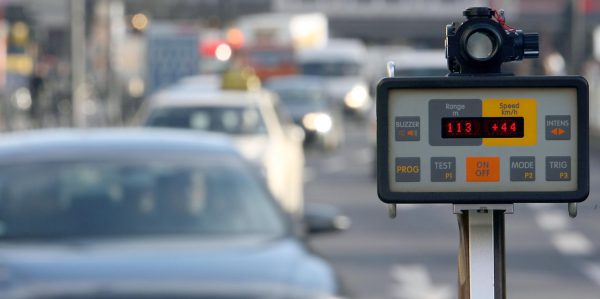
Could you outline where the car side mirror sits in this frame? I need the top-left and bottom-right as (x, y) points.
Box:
(303, 203), (351, 235)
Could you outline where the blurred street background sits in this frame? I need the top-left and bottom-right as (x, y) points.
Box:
(1, 0), (600, 298)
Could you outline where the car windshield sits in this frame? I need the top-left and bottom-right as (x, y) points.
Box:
(271, 88), (327, 111)
(300, 62), (361, 77)
(145, 106), (267, 135)
(0, 157), (286, 240)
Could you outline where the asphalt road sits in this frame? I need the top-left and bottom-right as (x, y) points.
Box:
(304, 121), (600, 299)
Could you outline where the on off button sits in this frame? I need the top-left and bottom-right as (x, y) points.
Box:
(466, 157), (500, 182)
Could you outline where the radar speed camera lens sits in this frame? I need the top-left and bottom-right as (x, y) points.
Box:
(376, 76), (589, 204)
(465, 31), (496, 60)
(445, 7), (539, 74)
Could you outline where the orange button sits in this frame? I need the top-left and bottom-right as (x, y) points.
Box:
(466, 157), (500, 182)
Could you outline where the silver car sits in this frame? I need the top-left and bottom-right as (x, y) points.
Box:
(139, 88), (306, 217)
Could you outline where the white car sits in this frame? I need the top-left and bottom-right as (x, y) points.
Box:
(139, 88), (305, 217)
(298, 38), (372, 116)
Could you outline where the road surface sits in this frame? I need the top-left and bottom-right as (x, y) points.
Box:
(305, 121), (600, 299)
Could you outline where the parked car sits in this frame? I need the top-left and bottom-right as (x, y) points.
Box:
(265, 75), (344, 151)
(140, 88), (305, 217)
(0, 128), (347, 299)
(297, 39), (372, 117)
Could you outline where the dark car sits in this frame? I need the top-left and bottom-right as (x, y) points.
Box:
(0, 129), (347, 299)
(265, 76), (344, 151)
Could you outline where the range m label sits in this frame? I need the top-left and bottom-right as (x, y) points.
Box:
(429, 99), (482, 146)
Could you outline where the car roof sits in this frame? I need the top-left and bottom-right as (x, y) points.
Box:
(297, 40), (366, 63)
(173, 75), (221, 91)
(0, 128), (239, 163)
(264, 75), (325, 89)
(148, 89), (273, 109)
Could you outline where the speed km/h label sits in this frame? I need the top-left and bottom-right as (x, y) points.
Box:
(482, 98), (537, 146)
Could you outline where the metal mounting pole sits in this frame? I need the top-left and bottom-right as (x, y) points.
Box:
(454, 204), (513, 299)
(386, 61), (397, 219)
(71, 0), (87, 127)
(568, 202), (578, 218)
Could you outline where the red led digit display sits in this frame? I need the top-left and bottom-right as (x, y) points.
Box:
(442, 117), (524, 138)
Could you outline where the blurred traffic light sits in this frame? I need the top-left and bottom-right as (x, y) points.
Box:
(131, 13), (149, 31)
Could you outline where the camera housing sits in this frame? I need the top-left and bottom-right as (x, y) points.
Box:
(446, 7), (539, 74)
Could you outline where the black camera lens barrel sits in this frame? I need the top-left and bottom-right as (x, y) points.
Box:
(465, 31), (496, 60)
(463, 7), (494, 19)
(522, 32), (540, 58)
(461, 25), (502, 62)
(446, 7), (540, 74)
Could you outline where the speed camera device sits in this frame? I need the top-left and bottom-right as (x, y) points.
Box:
(445, 7), (539, 74)
(377, 8), (589, 204)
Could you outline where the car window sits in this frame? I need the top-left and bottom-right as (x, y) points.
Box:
(272, 100), (294, 127)
(0, 157), (287, 239)
(146, 106), (267, 135)
(270, 87), (327, 111)
(247, 50), (294, 67)
(300, 61), (361, 77)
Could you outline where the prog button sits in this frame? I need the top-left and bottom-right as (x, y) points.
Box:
(395, 157), (420, 182)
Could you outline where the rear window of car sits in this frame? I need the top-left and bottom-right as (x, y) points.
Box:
(145, 106), (267, 135)
(0, 156), (287, 240)
(300, 61), (361, 77)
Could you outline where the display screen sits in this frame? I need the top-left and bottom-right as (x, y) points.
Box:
(442, 117), (524, 138)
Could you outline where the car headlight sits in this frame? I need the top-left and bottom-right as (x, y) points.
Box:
(302, 113), (333, 133)
(344, 84), (369, 109)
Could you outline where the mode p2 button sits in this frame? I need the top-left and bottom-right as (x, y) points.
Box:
(466, 157), (500, 182)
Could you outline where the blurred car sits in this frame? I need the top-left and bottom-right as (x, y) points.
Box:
(238, 46), (298, 80)
(265, 75), (344, 151)
(140, 88), (305, 217)
(297, 39), (372, 117)
(0, 128), (347, 299)
(370, 49), (447, 178)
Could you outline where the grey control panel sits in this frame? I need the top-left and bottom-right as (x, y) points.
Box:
(377, 77), (589, 204)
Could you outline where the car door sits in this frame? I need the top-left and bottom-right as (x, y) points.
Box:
(260, 92), (305, 216)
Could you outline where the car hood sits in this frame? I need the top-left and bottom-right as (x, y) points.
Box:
(0, 237), (336, 298)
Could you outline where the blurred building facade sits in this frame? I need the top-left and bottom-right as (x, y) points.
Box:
(0, 0), (599, 129)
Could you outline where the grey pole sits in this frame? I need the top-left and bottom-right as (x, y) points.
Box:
(454, 204), (512, 299)
(70, 0), (86, 127)
(570, 0), (586, 74)
(108, 0), (125, 125)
